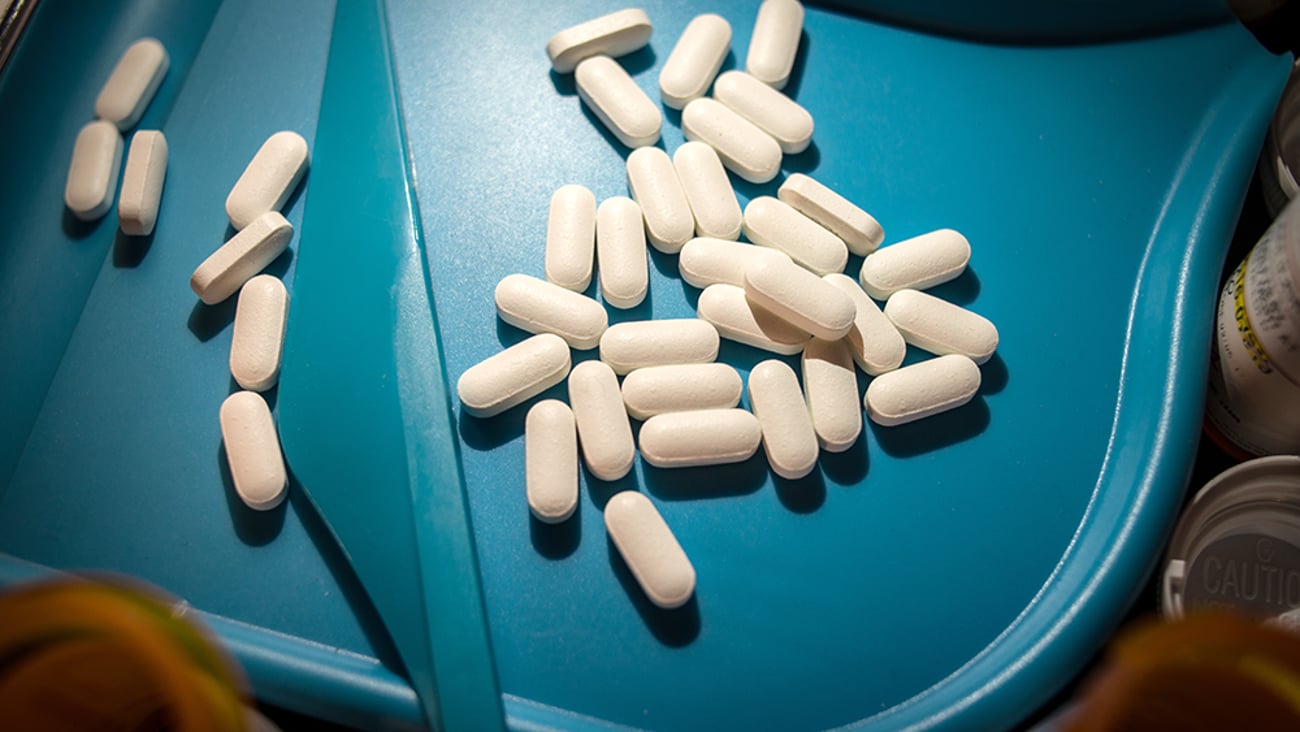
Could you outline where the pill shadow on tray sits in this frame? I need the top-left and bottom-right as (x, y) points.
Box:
(608, 535), (701, 647)
(530, 506), (581, 560)
(61, 208), (100, 241)
(217, 441), (287, 546)
(456, 385), (565, 451)
(187, 247), (294, 342)
(818, 434), (869, 486)
(869, 397), (992, 458)
(773, 469), (827, 514)
(640, 452), (768, 501)
(113, 228), (155, 268)
(927, 266), (982, 307)
(583, 466), (641, 512)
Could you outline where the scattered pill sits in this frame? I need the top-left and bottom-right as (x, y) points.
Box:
(596, 196), (649, 308)
(94, 38), (169, 130)
(494, 273), (608, 350)
(743, 196), (848, 276)
(696, 283), (810, 355)
(639, 409), (761, 468)
(678, 237), (792, 289)
(713, 71), (813, 154)
(747, 360), (819, 479)
(225, 131), (310, 230)
(546, 8), (653, 74)
(865, 354), (981, 426)
(219, 390), (287, 511)
(673, 142), (742, 240)
(802, 338), (861, 452)
(859, 228), (970, 300)
(117, 130), (167, 236)
(658, 13), (731, 109)
(746, 0), (803, 90)
(604, 491), (695, 609)
(64, 120), (123, 221)
(626, 147), (694, 254)
(575, 55), (661, 149)
(778, 173), (883, 256)
(600, 319), (720, 375)
(621, 363), (742, 420)
(744, 258), (855, 341)
(229, 275), (289, 392)
(885, 289), (999, 364)
(568, 360), (636, 481)
(823, 274), (905, 375)
(526, 400), (579, 523)
(545, 184), (597, 291)
(457, 333), (571, 418)
(681, 98), (782, 184)
(190, 211), (293, 305)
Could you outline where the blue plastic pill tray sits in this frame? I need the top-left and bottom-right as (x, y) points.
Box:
(0, 0), (1291, 729)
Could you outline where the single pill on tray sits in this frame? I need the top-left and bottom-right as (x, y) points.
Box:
(225, 131), (310, 230)
(743, 197), (848, 276)
(697, 283), (811, 355)
(569, 360), (635, 481)
(712, 71), (813, 154)
(744, 258), (855, 341)
(546, 184), (597, 291)
(220, 390), (287, 511)
(779, 173), (884, 256)
(673, 142), (742, 240)
(596, 196), (649, 309)
(746, 0), (803, 90)
(748, 359), (819, 479)
(546, 8), (653, 74)
(600, 319), (720, 375)
(495, 273), (607, 350)
(803, 338), (861, 452)
(859, 228), (971, 300)
(621, 363), (743, 420)
(885, 289), (999, 364)
(639, 408), (762, 468)
(678, 237), (791, 289)
(681, 98), (781, 184)
(658, 13), (731, 109)
(457, 333), (571, 418)
(526, 400), (578, 524)
(230, 275), (289, 392)
(626, 147), (694, 254)
(604, 491), (695, 609)
(64, 120), (123, 221)
(824, 274), (905, 375)
(95, 38), (169, 130)
(865, 354), (981, 426)
(575, 55), (661, 149)
(118, 130), (168, 237)
(190, 211), (293, 305)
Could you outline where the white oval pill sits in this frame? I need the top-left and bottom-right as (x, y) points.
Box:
(748, 360), (819, 479)
(600, 319), (720, 375)
(118, 130), (167, 236)
(621, 363), (742, 420)
(779, 173), (884, 256)
(605, 491), (695, 609)
(220, 390), (287, 511)
(546, 184), (597, 291)
(596, 196), (649, 309)
(626, 147), (693, 254)
(575, 55), (661, 149)
(639, 409), (761, 468)
(824, 274), (906, 376)
(568, 360), (635, 481)
(494, 273), (607, 350)
(190, 211), (293, 305)
(95, 38), (169, 130)
(696, 284), (810, 355)
(457, 333), (571, 418)
(865, 354), (981, 426)
(885, 289), (999, 364)
(859, 228), (971, 300)
(681, 98), (781, 184)
(678, 237), (791, 289)
(746, 0), (803, 90)
(229, 275), (289, 392)
(64, 120), (123, 221)
(226, 131), (310, 230)
(658, 14), (731, 109)
(713, 71), (813, 154)
(744, 258), (855, 341)
(803, 337), (861, 452)
(547, 8), (653, 74)
(673, 142), (742, 240)
(743, 196), (848, 276)
(526, 400), (578, 524)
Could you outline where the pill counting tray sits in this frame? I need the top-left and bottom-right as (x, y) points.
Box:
(0, 0), (1292, 729)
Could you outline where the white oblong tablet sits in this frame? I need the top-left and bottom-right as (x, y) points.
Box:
(575, 55), (661, 149)
(746, 0), (803, 90)
(526, 400), (578, 524)
(802, 337), (861, 452)
(859, 228), (971, 300)
(596, 196), (649, 309)
(626, 147), (693, 254)
(546, 184), (597, 291)
(65, 120), (123, 221)
(673, 142), (742, 240)
(885, 289), (999, 364)
(229, 275), (289, 392)
(225, 131), (310, 230)
(605, 491), (695, 609)
(658, 14), (731, 109)
(600, 319), (720, 375)
(621, 363), (742, 420)
(681, 98), (781, 184)
(220, 390), (287, 511)
(748, 360), (818, 479)
(495, 273), (608, 350)
(744, 257), (855, 341)
(95, 38), (169, 130)
(865, 354), (981, 426)
(678, 237), (791, 289)
(743, 196), (848, 276)
(190, 211), (293, 305)
(639, 409), (761, 468)
(696, 284), (810, 355)
(547, 8), (653, 74)
(118, 130), (167, 236)
(713, 71), (813, 154)
(456, 333), (571, 418)
(824, 274), (905, 375)
(568, 360), (635, 481)
(779, 174), (883, 256)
